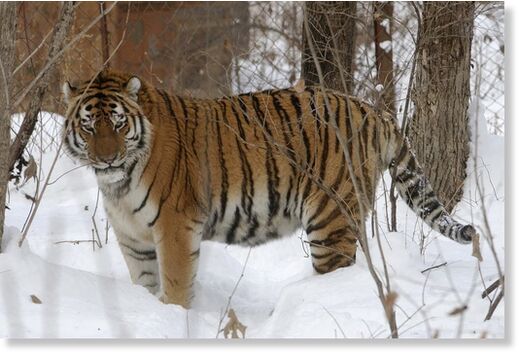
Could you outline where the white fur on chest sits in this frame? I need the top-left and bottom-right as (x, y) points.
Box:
(102, 183), (156, 243)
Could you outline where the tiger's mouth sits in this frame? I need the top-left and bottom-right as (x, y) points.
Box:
(92, 161), (125, 170)
(94, 165), (127, 184)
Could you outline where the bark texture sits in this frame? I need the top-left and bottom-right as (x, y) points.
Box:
(373, 1), (395, 115)
(409, 2), (475, 213)
(302, 1), (357, 93)
(0, 2), (18, 252)
(373, 2), (398, 231)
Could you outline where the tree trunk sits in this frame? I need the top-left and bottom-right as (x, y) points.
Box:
(373, 1), (398, 231)
(0, 2), (18, 252)
(302, 1), (357, 93)
(409, 2), (475, 213)
(373, 1), (395, 115)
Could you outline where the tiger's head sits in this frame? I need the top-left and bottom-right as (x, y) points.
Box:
(62, 71), (152, 187)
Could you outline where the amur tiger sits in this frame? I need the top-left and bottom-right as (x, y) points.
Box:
(62, 70), (475, 308)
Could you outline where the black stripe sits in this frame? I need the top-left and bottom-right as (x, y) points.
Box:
(306, 205), (342, 235)
(226, 207), (242, 244)
(272, 93), (297, 175)
(148, 197), (165, 227)
(305, 158), (346, 227)
(252, 95), (280, 223)
(310, 251), (334, 259)
(418, 199), (442, 219)
(406, 176), (428, 203)
(342, 96), (354, 165)
(120, 242), (157, 261)
(133, 171), (158, 213)
(243, 215), (259, 243)
(237, 96), (251, 125)
(317, 94), (331, 182)
(290, 94), (311, 165)
(214, 106), (229, 222)
(177, 96), (189, 118)
(138, 271), (155, 279)
(136, 116), (146, 149)
(229, 100), (255, 221)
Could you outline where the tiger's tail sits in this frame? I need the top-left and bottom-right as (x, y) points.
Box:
(388, 136), (475, 244)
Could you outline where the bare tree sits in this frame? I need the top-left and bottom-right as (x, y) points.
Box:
(302, 1), (357, 93)
(8, 1), (76, 174)
(372, 1), (399, 231)
(408, 2), (475, 212)
(302, 3), (399, 338)
(373, 1), (396, 115)
(0, 2), (18, 252)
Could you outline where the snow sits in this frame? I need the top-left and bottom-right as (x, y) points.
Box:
(380, 18), (391, 33)
(1, 106), (505, 339)
(378, 40), (392, 53)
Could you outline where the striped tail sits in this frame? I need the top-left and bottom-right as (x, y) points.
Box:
(388, 137), (475, 244)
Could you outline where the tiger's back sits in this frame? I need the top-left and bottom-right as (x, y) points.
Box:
(63, 70), (474, 307)
(184, 88), (392, 247)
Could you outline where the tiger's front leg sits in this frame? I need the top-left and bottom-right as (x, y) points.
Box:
(113, 230), (161, 295)
(153, 211), (204, 308)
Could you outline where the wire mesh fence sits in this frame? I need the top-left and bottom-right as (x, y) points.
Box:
(10, 1), (504, 163)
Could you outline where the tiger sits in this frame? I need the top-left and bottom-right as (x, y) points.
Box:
(62, 70), (475, 308)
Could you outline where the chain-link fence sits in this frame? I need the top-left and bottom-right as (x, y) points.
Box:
(11, 1), (504, 164)
(7, 0), (504, 183)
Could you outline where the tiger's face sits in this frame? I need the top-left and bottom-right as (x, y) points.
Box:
(62, 75), (151, 185)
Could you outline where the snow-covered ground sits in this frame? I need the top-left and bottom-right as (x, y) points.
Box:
(1, 101), (504, 339)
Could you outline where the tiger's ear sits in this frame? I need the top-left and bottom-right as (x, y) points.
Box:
(125, 77), (141, 101)
(62, 81), (77, 105)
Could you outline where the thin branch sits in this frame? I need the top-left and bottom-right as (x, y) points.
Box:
(215, 247), (252, 338)
(420, 262), (447, 274)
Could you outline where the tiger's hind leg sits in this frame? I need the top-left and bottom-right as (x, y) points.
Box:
(303, 201), (359, 274)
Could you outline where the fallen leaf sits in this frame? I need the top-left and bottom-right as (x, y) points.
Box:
(30, 294), (42, 304)
(448, 305), (468, 316)
(23, 156), (38, 185)
(223, 308), (246, 339)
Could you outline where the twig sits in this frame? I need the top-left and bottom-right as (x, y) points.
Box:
(12, 28), (53, 76)
(420, 262), (447, 274)
(215, 247), (252, 338)
(484, 289), (503, 321)
(18, 141), (64, 247)
(91, 188), (103, 250)
(54, 239), (101, 246)
(321, 305), (347, 338)
(46, 163), (90, 186)
(481, 276), (504, 299)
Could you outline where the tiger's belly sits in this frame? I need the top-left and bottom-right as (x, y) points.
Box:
(205, 196), (302, 246)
